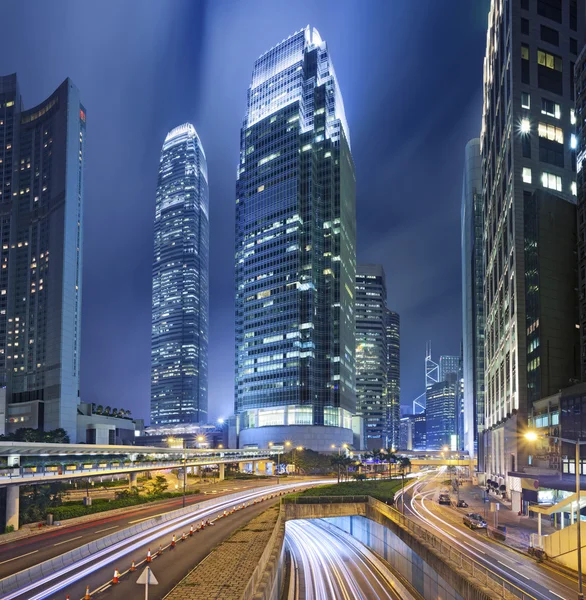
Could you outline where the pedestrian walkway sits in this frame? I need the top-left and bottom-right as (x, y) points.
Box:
(457, 482), (556, 552)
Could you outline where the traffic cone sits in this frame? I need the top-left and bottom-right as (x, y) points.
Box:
(201, 520), (206, 529)
(112, 568), (120, 584)
(130, 560), (136, 572)
(158, 544), (163, 556)
(84, 586), (91, 600)
(223, 510), (227, 517)
(189, 524), (194, 537)
(146, 548), (152, 562)
(171, 534), (176, 548)
(181, 531), (186, 541)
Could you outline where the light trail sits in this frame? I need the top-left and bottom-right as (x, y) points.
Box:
(286, 519), (413, 600)
(1, 480), (325, 600)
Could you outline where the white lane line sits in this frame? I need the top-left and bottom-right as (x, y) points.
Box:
(497, 560), (529, 580)
(54, 535), (83, 546)
(549, 591), (567, 600)
(95, 526), (119, 534)
(0, 550), (38, 565)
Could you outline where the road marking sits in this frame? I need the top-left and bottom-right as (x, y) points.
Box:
(0, 550), (38, 565)
(54, 535), (83, 546)
(128, 512), (169, 524)
(497, 560), (529, 579)
(549, 591), (567, 600)
(95, 525), (119, 533)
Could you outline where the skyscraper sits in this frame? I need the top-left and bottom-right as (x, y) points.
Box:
(439, 355), (460, 383)
(577, 46), (586, 379)
(461, 137), (485, 465)
(426, 378), (457, 451)
(355, 265), (388, 450)
(481, 0), (583, 497)
(151, 124), (209, 427)
(0, 75), (85, 441)
(234, 27), (356, 450)
(386, 309), (400, 448)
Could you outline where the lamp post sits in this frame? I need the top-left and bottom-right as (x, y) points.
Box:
(293, 446), (303, 475)
(182, 453), (187, 508)
(268, 442), (281, 484)
(526, 431), (584, 600)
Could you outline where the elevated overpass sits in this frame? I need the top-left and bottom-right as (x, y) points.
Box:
(0, 442), (274, 530)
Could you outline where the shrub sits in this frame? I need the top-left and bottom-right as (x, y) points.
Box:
(4, 525), (14, 534)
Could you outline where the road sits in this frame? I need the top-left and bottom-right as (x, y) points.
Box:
(0, 480), (323, 600)
(0, 478), (280, 580)
(399, 470), (579, 600)
(286, 519), (414, 600)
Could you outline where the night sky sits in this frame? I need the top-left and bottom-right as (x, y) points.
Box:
(2, 0), (490, 423)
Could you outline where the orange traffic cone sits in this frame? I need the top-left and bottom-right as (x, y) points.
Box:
(171, 534), (176, 548)
(146, 548), (152, 562)
(181, 531), (186, 541)
(189, 524), (194, 536)
(112, 568), (120, 584)
(223, 510), (228, 517)
(201, 520), (206, 529)
(130, 560), (136, 572)
(158, 544), (163, 556)
(84, 586), (91, 600)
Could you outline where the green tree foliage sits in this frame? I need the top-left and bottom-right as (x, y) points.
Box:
(145, 475), (169, 496)
(281, 449), (335, 475)
(20, 482), (66, 524)
(0, 428), (70, 443)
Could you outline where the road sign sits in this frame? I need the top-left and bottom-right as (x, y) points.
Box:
(137, 566), (158, 600)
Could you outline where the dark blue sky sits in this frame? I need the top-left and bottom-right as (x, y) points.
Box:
(2, 0), (489, 422)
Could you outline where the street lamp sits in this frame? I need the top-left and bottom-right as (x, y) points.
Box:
(526, 430), (584, 600)
(293, 446), (303, 474)
(268, 442), (281, 484)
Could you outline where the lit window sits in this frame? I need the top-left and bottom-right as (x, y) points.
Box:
(522, 168), (532, 183)
(521, 45), (530, 60)
(571, 134), (577, 150)
(571, 109), (577, 125)
(538, 122), (563, 144)
(537, 49), (562, 71)
(541, 172), (562, 192)
(572, 181), (577, 196)
(520, 118), (531, 134)
(521, 93), (530, 109)
(541, 98), (561, 119)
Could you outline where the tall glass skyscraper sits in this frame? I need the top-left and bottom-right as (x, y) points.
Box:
(0, 74), (85, 441)
(386, 309), (400, 449)
(461, 138), (485, 465)
(235, 27), (356, 451)
(151, 124), (209, 426)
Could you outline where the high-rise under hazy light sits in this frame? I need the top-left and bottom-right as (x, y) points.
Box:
(235, 27), (356, 451)
(481, 0), (583, 500)
(386, 309), (400, 448)
(0, 74), (85, 441)
(355, 265), (388, 450)
(151, 123), (209, 426)
(461, 138), (484, 464)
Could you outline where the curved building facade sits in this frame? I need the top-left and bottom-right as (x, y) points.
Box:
(235, 27), (356, 451)
(0, 74), (85, 441)
(151, 124), (209, 426)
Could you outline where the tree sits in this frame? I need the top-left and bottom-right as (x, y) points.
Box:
(384, 448), (398, 478)
(398, 456), (412, 474)
(330, 455), (346, 484)
(145, 475), (168, 496)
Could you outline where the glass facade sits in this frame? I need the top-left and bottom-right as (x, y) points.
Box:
(426, 380), (457, 451)
(0, 75), (85, 440)
(386, 309), (400, 449)
(235, 27), (356, 441)
(151, 124), (209, 426)
(461, 138), (485, 465)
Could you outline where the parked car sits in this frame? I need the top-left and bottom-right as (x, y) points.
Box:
(457, 499), (469, 508)
(463, 513), (487, 529)
(438, 494), (451, 505)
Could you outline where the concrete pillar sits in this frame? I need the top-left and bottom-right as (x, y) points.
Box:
(129, 472), (138, 490)
(6, 485), (19, 531)
(572, 506), (576, 525)
(538, 512), (542, 537)
(218, 464), (225, 481)
(561, 511), (565, 529)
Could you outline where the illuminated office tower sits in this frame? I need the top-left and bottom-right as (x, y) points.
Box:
(386, 309), (400, 448)
(461, 138), (485, 465)
(0, 74), (85, 440)
(439, 355), (460, 383)
(482, 0), (583, 500)
(235, 27), (356, 450)
(151, 124), (209, 426)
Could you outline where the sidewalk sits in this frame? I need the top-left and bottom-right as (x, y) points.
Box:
(457, 482), (556, 552)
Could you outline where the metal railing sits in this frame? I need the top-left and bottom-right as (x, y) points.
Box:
(369, 498), (537, 600)
(283, 495), (369, 504)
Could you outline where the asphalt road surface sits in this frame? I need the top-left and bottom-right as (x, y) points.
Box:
(399, 469), (580, 600)
(286, 519), (411, 600)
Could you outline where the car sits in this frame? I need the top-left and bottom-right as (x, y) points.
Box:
(438, 493), (451, 505)
(457, 499), (468, 508)
(463, 513), (487, 529)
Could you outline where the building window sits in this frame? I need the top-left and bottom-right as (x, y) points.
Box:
(523, 167), (532, 184)
(541, 171), (562, 192)
(537, 0), (562, 24)
(571, 109), (577, 125)
(522, 45), (530, 84)
(572, 181), (577, 196)
(541, 98), (561, 118)
(537, 49), (562, 71)
(570, 38), (578, 55)
(540, 25), (559, 46)
(538, 122), (563, 144)
(521, 18), (529, 35)
(521, 92), (531, 109)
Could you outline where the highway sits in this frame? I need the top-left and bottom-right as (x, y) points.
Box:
(0, 480), (323, 600)
(286, 519), (416, 600)
(398, 470), (579, 600)
(0, 478), (278, 580)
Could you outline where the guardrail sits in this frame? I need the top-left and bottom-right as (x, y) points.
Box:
(369, 498), (537, 600)
(283, 495), (368, 504)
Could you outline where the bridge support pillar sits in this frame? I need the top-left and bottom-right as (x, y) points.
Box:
(218, 464), (225, 481)
(129, 472), (138, 490)
(6, 485), (19, 531)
